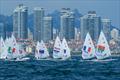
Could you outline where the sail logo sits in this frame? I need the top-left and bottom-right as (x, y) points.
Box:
(83, 46), (91, 53)
(39, 50), (44, 54)
(12, 48), (16, 53)
(97, 45), (105, 53)
(64, 49), (66, 54)
(54, 47), (60, 52)
(8, 47), (12, 53)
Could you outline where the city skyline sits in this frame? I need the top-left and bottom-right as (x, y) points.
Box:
(0, 0), (120, 29)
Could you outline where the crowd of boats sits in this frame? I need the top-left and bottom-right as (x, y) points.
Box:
(0, 31), (111, 61)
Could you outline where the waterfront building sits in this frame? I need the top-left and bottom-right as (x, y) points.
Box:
(43, 16), (53, 42)
(60, 11), (75, 40)
(33, 7), (44, 42)
(13, 4), (28, 39)
(111, 28), (119, 41)
(75, 27), (81, 40)
(60, 8), (71, 15)
(28, 28), (33, 40)
(102, 19), (111, 41)
(80, 11), (101, 41)
(53, 28), (59, 40)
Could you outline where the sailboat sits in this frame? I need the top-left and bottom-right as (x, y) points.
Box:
(35, 40), (49, 59)
(95, 31), (111, 59)
(53, 36), (62, 59)
(61, 38), (71, 60)
(5, 34), (28, 60)
(82, 32), (95, 59)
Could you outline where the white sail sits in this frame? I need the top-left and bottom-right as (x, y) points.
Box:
(82, 33), (95, 59)
(35, 40), (49, 59)
(5, 37), (11, 48)
(11, 34), (17, 45)
(95, 31), (111, 59)
(5, 37), (9, 45)
(0, 37), (8, 59)
(53, 36), (62, 59)
(35, 41), (40, 59)
(12, 43), (21, 58)
(61, 38), (71, 60)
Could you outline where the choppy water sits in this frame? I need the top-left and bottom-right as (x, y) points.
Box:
(0, 55), (120, 80)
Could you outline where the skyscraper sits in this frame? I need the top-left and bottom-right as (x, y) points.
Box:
(75, 27), (81, 40)
(60, 14), (68, 39)
(43, 16), (53, 42)
(53, 28), (59, 40)
(0, 23), (5, 39)
(80, 11), (101, 41)
(33, 7), (44, 42)
(102, 19), (111, 41)
(13, 4), (28, 39)
(28, 28), (33, 40)
(60, 10), (75, 41)
(68, 12), (75, 40)
(60, 8), (71, 15)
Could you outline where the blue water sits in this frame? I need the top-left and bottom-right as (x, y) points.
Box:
(0, 55), (120, 80)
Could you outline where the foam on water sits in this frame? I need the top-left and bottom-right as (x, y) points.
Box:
(0, 55), (120, 80)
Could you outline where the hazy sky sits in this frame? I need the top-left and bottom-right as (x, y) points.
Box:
(0, 0), (120, 28)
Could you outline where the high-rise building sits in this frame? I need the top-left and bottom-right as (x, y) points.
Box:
(33, 7), (44, 42)
(43, 16), (53, 42)
(75, 27), (81, 40)
(60, 11), (75, 40)
(80, 11), (101, 41)
(102, 19), (111, 41)
(68, 12), (75, 40)
(53, 28), (59, 40)
(60, 14), (68, 39)
(111, 28), (119, 41)
(13, 4), (28, 39)
(60, 8), (71, 15)
(0, 23), (5, 39)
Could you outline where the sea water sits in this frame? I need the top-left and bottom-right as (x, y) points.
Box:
(0, 55), (120, 80)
